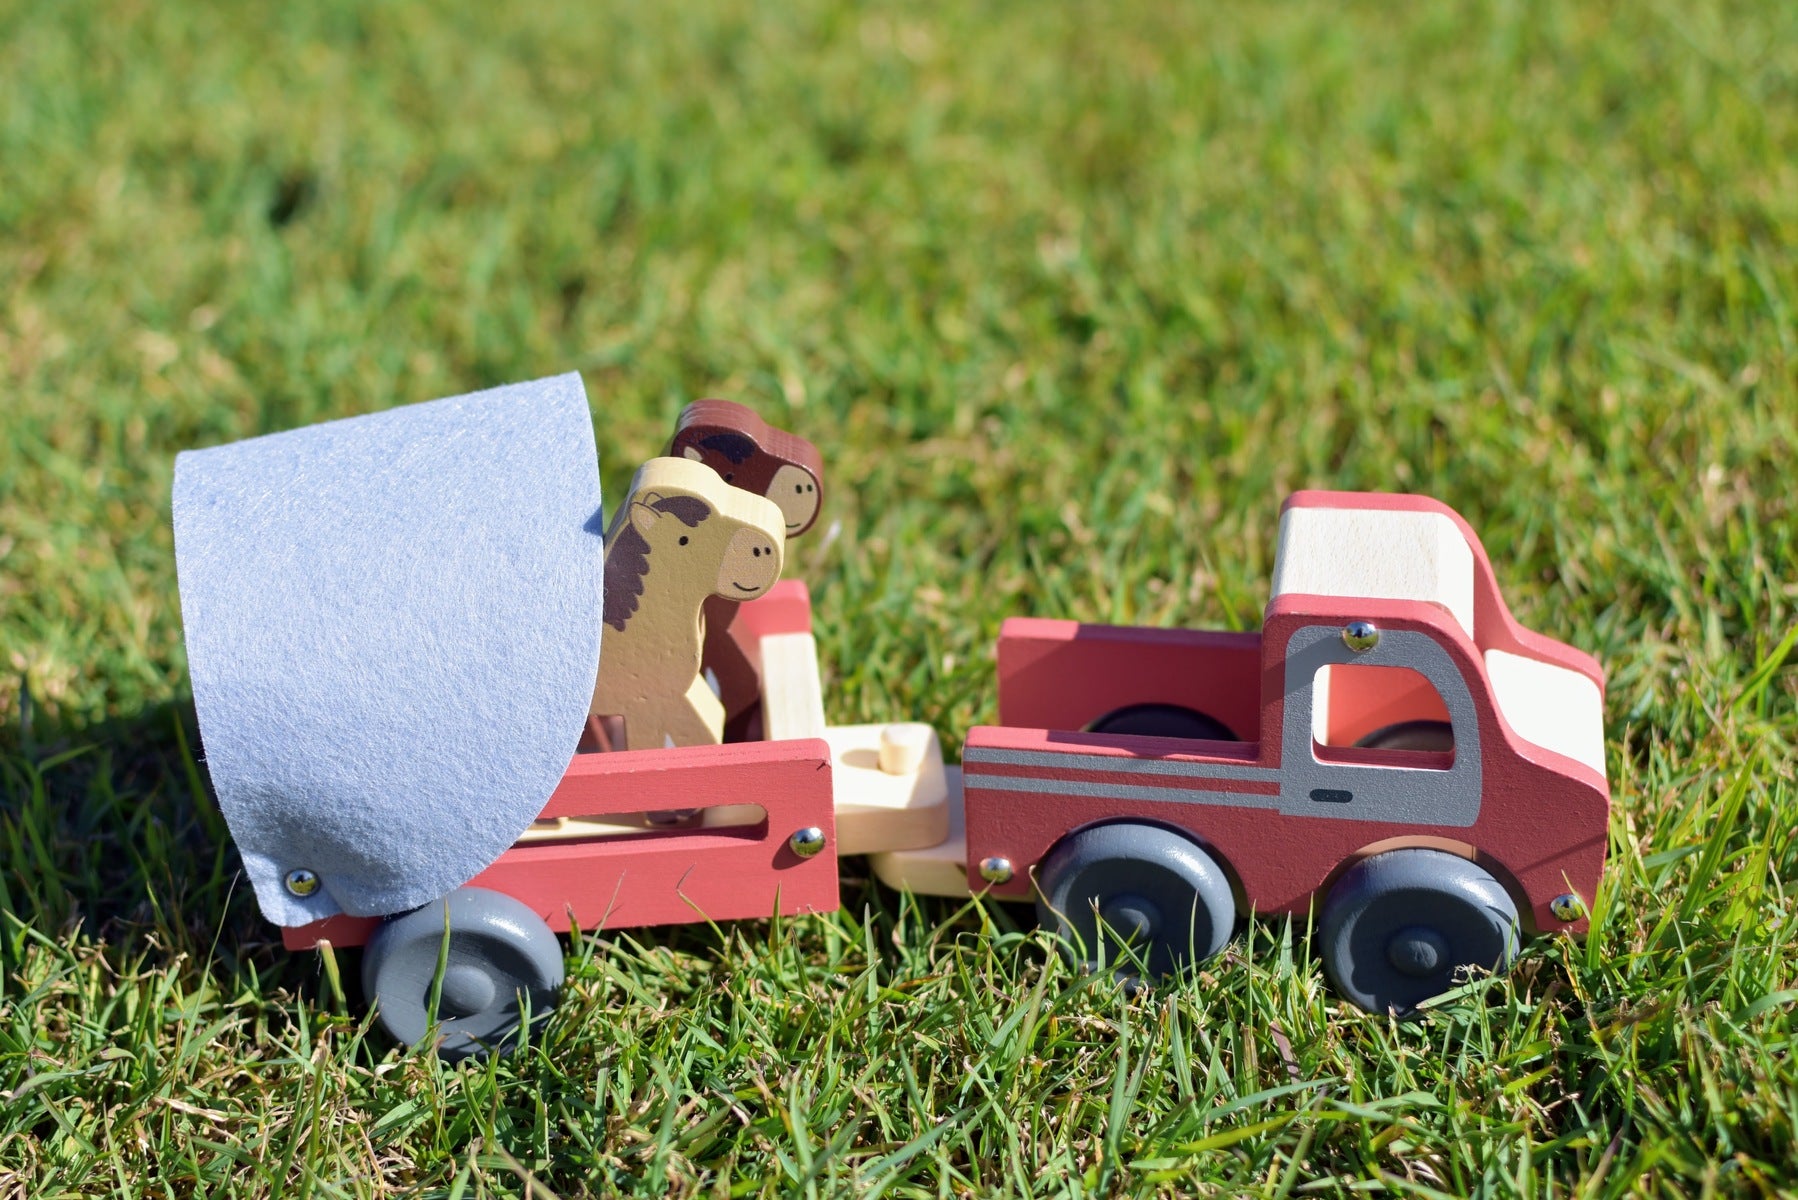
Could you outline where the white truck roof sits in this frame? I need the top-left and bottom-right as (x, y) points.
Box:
(1272, 498), (1606, 780)
(1271, 504), (1476, 637)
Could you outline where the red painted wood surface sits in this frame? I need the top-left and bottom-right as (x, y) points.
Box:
(705, 580), (815, 726)
(996, 620), (1263, 741)
(729, 579), (814, 640)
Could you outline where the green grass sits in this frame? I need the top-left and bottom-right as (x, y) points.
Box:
(3, 0), (1797, 1193)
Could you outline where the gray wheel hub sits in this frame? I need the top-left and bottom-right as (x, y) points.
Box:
(440, 963), (500, 1017)
(1098, 895), (1161, 943)
(1386, 926), (1449, 976)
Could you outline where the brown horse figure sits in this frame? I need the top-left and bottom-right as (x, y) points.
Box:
(667, 401), (827, 731)
(590, 456), (786, 751)
(670, 400), (824, 536)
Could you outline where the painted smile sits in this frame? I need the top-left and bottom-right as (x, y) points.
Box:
(731, 582), (764, 594)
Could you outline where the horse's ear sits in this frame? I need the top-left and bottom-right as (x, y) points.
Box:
(628, 495), (663, 539)
(680, 445), (703, 462)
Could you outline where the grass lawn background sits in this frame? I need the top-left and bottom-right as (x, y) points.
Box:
(3, 0), (1796, 1194)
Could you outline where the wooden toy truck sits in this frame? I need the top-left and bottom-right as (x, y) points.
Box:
(174, 382), (1608, 1054)
(871, 491), (1609, 1014)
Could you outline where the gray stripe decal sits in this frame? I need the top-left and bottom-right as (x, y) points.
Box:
(964, 745), (1276, 782)
(964, 769), (1466, 825)
(965, 771), (1276, 808)
(965, 625), (1484, 830)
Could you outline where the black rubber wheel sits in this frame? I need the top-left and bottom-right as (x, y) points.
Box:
(1354, 719), (1454, 753)
(1086, 703), (1235, 742)
(1036, 822), (1236, 980)
(362, 887), (564, 1061)
(1318, 849), (1519, 1016)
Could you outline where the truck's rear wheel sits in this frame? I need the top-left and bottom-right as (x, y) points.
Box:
(1036, 823), (1235, 981)
(1318, 849), (1518, 1015)
(363, 887), (564, 1061)
(1086, 703), (1235, 742)
(1354, 720), (1454, 753)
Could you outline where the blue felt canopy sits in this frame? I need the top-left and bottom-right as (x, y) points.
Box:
(173, 373), (604, 926)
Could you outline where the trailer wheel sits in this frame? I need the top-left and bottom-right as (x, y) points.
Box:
(1086, 703), (1235, 742)
(1036, 823), (1235, 981)
(1319, 849), (1518, 1016)
(362, 887), (564, 1061)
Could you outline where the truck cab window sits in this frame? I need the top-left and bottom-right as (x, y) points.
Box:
(1312, 664), (1455, 766)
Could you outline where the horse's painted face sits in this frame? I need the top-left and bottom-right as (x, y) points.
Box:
(627, 494), (712, 549)
(766, 462), (821, 534)
(671, 401), (825, 537)
(713, 527), (782, 599)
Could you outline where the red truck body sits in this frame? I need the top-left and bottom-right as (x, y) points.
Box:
(959, 492), (1609, 938)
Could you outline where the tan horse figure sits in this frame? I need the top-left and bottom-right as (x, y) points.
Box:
(590, 457), (786, 751)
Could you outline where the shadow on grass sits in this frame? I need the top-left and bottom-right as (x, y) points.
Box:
(0, 693), (342, 1012)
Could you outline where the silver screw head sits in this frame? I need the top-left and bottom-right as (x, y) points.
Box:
(1342, 621), (1381, 653)
(284, 868), (320, 897)
(788, 826), (827, 858)
(1549, 893), (1585, 922)
(978, 856), (1014, 885)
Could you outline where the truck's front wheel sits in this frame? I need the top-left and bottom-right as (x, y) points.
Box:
(1036, 823), (1236, 981)
(1318, 849), (1519, 1015)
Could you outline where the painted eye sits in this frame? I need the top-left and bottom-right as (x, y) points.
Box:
(679, 535), (689, 546)
(724, 473), (734, 482)
(795, 484), (803, 493)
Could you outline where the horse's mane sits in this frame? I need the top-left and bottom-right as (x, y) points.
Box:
(603, 495), (712, 632)
(696, 431), (756, 465)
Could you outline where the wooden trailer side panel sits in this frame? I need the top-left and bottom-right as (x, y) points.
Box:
(282, 737), (838, 949)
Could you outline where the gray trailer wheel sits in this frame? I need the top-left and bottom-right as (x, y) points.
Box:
(1319, 849), (1519, 1016)
(362, 887), (564, 1061)
(1036, 822), (1236, 980)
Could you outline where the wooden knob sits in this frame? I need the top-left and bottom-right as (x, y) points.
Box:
(878, 724), (930, 775)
